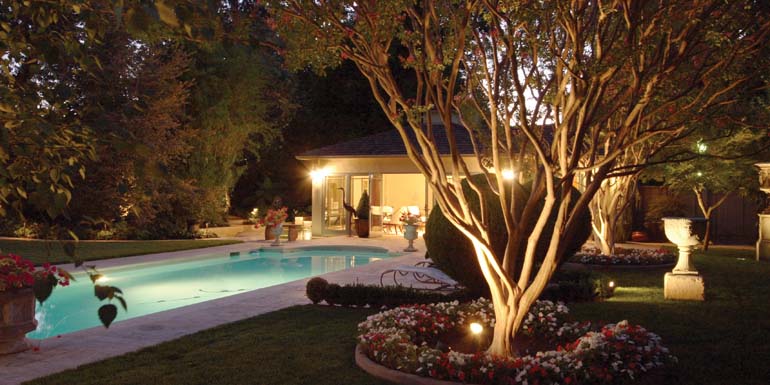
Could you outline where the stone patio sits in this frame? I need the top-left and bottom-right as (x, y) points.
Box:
(0, 235), (426, 385)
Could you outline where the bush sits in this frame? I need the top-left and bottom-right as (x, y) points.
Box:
(95, 229), (116, 240)
(424, 175), (592, 295)
(306, 277), (329, 304)
(306, 280), (475, 307)
(539, 269), (614, 302)
(355, 191), (370, 220)
(13, 223), (43, 239)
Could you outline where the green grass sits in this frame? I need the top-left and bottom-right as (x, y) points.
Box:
(569, 248), (770, 385)
(27, 306), (390, 385)
(25, 247), (770, 385)
(0, 238), (242, 265)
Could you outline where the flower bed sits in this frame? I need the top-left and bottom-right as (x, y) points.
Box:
(570, 247), (676, 266)
(1, 254), (70, 294)
(358, 299), (676, 384)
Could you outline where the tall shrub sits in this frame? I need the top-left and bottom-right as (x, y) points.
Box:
(425, 175), (592, 294)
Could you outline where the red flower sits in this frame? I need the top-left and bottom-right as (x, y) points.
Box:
(0, 254), (70, 293)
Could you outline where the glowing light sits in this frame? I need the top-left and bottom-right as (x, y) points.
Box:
(696, 141), (708, 154)
(470, 322), (483, 335)
(696, 171), (703, 177)
(95, 275), (109, 284)
(310, 167), (331, 182)
(608, 281), (615, 288)
(502, 169), (516, 180)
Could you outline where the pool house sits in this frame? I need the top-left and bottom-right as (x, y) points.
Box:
(297, 116), (483, 237)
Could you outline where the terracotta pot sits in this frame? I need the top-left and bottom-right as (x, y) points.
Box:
(271, 224), (284, 246)
(631, 231), (649, 242)
(264, 224), (275, 240)
(356, 219), (370, 238)
(0, 288), (37, 355)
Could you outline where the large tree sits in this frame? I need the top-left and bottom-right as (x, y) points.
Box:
(269, 0), (770, 356)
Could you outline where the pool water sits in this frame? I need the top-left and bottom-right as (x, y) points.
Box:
(29, 246), (391, 339)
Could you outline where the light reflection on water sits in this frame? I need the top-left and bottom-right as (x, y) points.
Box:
(30, 249), (390, 339)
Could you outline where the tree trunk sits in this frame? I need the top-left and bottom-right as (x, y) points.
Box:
(703, 217), (711, 252)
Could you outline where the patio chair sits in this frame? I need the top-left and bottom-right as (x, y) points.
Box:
(380, 261), (461, 290)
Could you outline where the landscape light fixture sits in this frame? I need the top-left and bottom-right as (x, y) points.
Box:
(502, 169), (516, 180)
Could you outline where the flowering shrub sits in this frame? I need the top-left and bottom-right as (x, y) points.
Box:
(358, 298), (676, 384)
(255, 207), (288, 229)
(0, 254), (70, 298)
(570, 246), (676, 266)
(399, 210), (421, 225)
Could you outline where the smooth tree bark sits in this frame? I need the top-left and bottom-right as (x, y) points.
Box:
(590, 174), (637, 256)
(693, 187), (731, 251)
(268, 1), (770, 357)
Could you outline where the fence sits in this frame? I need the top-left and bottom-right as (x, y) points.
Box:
(636, 186), (759, 245)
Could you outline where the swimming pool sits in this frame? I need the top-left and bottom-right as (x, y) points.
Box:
(29, 246), (392, 339)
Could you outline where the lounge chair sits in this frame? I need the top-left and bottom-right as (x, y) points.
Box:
(380, 262), (461, 290)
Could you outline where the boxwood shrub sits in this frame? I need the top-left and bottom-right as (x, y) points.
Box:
(424, 175), (592, 295)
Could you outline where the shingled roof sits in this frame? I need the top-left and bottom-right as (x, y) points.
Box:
(296, 125), (476, 158)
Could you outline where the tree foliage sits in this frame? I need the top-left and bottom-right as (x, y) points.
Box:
(268, 0), (770, 357)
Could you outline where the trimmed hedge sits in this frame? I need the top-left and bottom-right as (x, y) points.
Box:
(424, 175), (592, 295)
(305, 279), (476, 307)
(539, 269), (614, 302)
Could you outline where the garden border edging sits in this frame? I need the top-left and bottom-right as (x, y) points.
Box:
(355, 344), (478, 385)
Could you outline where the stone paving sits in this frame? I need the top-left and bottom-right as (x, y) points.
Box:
(0, 235), (427, 385)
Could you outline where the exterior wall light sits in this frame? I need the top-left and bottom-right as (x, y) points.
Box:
(310, 167), (331, 182)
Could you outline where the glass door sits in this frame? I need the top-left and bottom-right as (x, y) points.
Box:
(369, 174), (383, 237)
(323, 176), (346, 234)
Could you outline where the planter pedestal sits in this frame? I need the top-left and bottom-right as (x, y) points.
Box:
(664, 273), (705, 301)
(662, 217), (706, 301)
(757, 214), (770, 261)
(755, 163), (770, 261)
(403, 224), (418, 252)
(0, 289), (37, 355)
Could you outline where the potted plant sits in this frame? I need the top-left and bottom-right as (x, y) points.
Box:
(256, 206), (288, 244)
(0, 254), (70, 354)
(355, 191), (370, 238)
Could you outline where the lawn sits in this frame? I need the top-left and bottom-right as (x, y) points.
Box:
(26, 247), (770, 385)
(0, 238), (242, 265)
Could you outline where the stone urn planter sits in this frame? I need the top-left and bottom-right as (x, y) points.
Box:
(271, 223), (284, 246)
(662, 217), (707, 301)
(264, 224), (275, 241)
(403, 224), (418, 252)
(0, 288), (37, 355)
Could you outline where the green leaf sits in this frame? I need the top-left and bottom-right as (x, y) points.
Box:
(116, 296), (127, 311)
(90, 273), (103, 284)
(155, 1), (180, 28)
(94, 284), (110, 300)
(33, 277), (55, 303)
(98, 304), (118, 328)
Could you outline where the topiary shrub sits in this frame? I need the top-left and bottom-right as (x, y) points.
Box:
(306, 277), (329, 304)
(424, 175), (592, 295)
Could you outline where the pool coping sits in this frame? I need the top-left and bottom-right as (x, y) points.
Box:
(0, 235), (426, 385)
